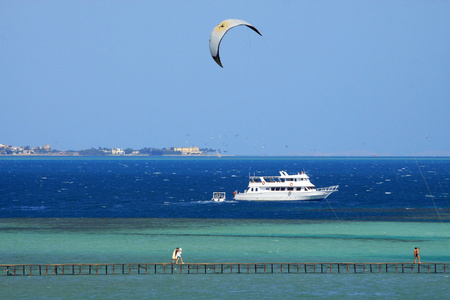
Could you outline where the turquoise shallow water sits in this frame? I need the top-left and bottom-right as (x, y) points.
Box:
(1, 218), (449, 264)
(2, 274), (450, 299)
(1, 218), (449, 298)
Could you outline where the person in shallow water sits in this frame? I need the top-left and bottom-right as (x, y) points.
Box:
(172, 247), (179, 263)
(176, 248), (184, 264)
(414, 247), (421, 263)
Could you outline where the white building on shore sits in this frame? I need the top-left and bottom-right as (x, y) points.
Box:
(172, 147), (202, 155)
(111, 148), (125, 155)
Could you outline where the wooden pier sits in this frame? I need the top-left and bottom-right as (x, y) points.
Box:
(1, 263), (447, 276)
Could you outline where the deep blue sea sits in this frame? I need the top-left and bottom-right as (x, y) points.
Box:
(0, 156), (449, 220)
(1, 157), (449, 299)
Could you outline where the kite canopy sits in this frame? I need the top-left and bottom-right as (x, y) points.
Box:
(209, 19), (262, 68)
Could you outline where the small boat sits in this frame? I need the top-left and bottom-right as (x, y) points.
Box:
(234, 170), (338, 201)
(212, 191), (226, 202)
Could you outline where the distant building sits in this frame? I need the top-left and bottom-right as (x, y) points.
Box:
(10, 146), (23, 152)
(111, 148), (125, 155)
(172, 147), (202, 155)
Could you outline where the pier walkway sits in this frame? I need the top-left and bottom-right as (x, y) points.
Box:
(1, 263), (447, 276)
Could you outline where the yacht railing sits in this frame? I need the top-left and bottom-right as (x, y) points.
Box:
(316, 185), (339, 192)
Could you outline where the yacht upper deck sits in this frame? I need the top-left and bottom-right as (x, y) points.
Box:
(248, 171), (314, 186)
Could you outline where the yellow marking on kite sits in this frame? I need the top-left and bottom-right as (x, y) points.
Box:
(213, 21), (230, 33)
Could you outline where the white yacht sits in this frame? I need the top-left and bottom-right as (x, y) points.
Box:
(212, 191), (226, 202)
(234, 171), (338, 201)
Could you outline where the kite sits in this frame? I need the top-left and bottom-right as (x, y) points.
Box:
(209, 19), (262, 67)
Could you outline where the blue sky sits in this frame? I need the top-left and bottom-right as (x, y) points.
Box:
(1, 1), (449, 156)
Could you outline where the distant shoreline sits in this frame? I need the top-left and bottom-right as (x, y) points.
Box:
(0, 154), (226, 157)
(0, 154), (448, 158)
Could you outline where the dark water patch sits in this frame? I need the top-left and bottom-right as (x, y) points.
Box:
(1, 157), (449, 220)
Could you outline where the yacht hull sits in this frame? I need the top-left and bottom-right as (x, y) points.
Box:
(234, 190), (333, 201)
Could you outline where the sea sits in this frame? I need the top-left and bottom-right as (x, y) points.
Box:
(0, 156), (449, 299)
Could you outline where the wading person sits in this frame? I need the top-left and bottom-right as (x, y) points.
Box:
(176, 248), (184, 264)
(414, 247), (421, 263)
(172, 247), (179, 263)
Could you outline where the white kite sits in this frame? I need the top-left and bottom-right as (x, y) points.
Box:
(209, 19), (262, 67)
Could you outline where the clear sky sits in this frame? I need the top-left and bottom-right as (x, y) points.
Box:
(1, 1), (449, 156)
